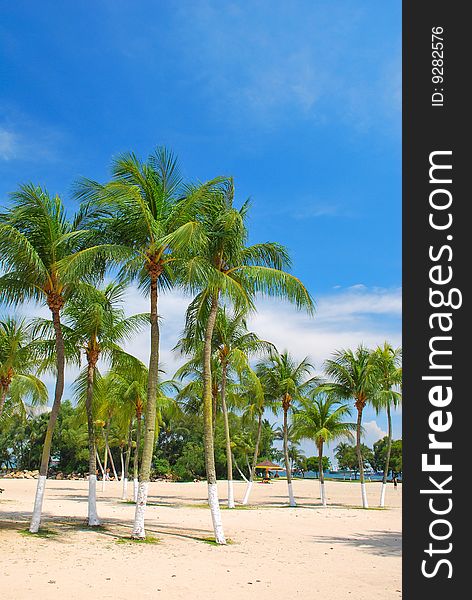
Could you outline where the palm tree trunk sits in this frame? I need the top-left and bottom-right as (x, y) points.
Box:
(318, 441), (326, 506)
(132, 274), (159, 538)
(232, 453), (249, 483)
(101, 434), (108, 492)
(133, 412), (141, 503)
(107, 443), (119, 481)
(283, 405), (296, 507)
(85, 360), (100, 526)
(122, 420), (132, 500)
(380, 404), (393, 507)
(30, 306), (65, 533)
(220, 363), (234, 508)
(96, 451), (105, 479)
(202, 294), (226, 544)
(242, 412), (263, 505)
(356, 402), (369, 508)
(0, 385), (8, 418)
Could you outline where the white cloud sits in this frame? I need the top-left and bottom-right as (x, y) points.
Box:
(7, 284), (401, 407)
(362, 420), (387, 447)
(0, 128), (17, 160)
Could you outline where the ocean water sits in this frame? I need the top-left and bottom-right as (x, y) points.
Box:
(265, 470), (402, 481)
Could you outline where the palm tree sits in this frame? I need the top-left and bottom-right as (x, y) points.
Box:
(0, 185), (114, 533)
(212, 308), (273, 508)
(293, 390), (355, 506)
(104, 356), (148, 501)
(183, 182), (314, 540)
(324, 345), (377, 508)
(372, 343), (402, 507)
(0, 317), (47, 420)
(177, 307), (272, 508)
(76, 148), (220, 538)
(54, 281), (148, 524)
(239, 369), (266, 505)
(256, 351), (317, 506)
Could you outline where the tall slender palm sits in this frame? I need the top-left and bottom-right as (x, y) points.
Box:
(293, 390), (355, 506)
(56, 282), (148, 524)
(0, 185), (114, 532)
(76, 148), (219, 538)
(239, 369), (266, 504)
(324, 345), (377, 508)
(177, 307), (272, 508)
(257, 351), (317, 506)
(0, 317), (47, 420)
(183, 182), (314, 541)
(104, 356), (148, 501)
(372, 343), (402, 507)
(212, 308), (273, 508)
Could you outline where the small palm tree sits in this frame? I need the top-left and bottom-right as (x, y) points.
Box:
(0, 317), (47, 420)
(183, 182), (314, 540)
(257, 351), (318, 506)
(53, 281), (148, 524)
(293, 390), (355, 506)
(324, 345), (377, 508)
(372, 343), (402, 507)
(212, 308), (273, 508)
(0, 185), (113, 532)
(176, 307), (272, 508)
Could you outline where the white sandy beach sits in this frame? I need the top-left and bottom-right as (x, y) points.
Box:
(0, 478), (401, 600)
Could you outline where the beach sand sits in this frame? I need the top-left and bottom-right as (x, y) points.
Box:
(0, 478), (401, 599)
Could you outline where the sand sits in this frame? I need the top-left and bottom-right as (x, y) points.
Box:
(0, 478), (401, 599)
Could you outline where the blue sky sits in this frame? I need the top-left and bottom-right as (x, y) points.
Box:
(1, 1), (402, 456)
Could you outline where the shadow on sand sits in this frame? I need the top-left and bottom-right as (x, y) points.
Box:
(311, 530), (402, 557)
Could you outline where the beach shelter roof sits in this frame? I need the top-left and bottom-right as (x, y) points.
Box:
(255, 460), (284, 470)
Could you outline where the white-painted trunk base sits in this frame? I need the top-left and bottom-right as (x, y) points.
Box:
(29, 475), (47, 533)
(227, 479), (235, 509)
(379, 482), (387, 507)
(361, 482), (369, 508)
(208, 483), (226, 544)
(131, 481), (149, 538)
(121, 477), (128, 501)
(320, 482), (327, 506)
(288, 482), (296, 507)
(242, 480), (253, 505)
(133, 478), (138, 503)
(88, 475), (101, 526)
(101, 478), (106, 492)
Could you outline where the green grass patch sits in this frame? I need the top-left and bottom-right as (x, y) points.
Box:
(20, 528), (58, 539)
(115, 535), (160, 545)
(198, 536), (235, 546)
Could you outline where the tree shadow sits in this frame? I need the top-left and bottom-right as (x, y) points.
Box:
(311, 530), (402, 557)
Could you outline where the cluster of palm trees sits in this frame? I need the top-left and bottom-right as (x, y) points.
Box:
(0, 147), (316, 544)
(0, 146), (401, 545)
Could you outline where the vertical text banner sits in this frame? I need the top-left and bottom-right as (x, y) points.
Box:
(403, 2), (467, 597)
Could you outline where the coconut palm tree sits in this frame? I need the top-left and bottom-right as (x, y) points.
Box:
(372, 343), (402, 507)
(239, 369), (267, 505)
(183, 182), (314, 541)
(177, 307), (272, 508)
(255, 351), (317, 506)
(212, 308), (273, 508)
(324, 345), (377, 508)
(0, 317), (48, 420)
(293, 390), (355, 506)
(76, 148), (221, 538)
(0, 185), (117, 533)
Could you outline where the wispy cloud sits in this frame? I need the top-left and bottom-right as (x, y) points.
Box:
(0, 109), (64, 163)
(0, 127), (17, 160)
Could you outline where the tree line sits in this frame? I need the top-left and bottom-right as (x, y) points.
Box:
(0, 146), (401, 544)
